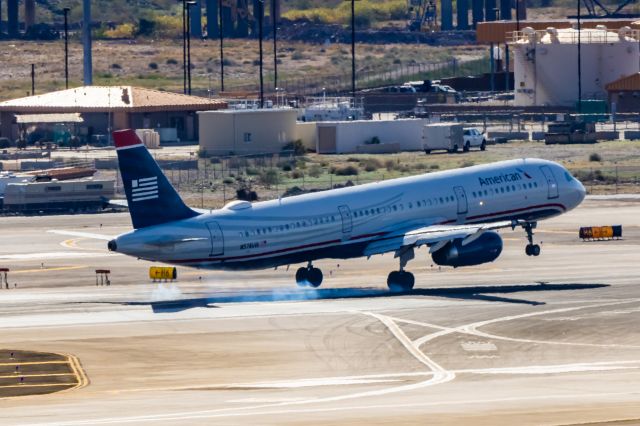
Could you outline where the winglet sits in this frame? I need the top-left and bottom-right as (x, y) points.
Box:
(113, 129), (143, 149)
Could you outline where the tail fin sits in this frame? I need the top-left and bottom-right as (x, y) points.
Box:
(113, 129), (199, 229)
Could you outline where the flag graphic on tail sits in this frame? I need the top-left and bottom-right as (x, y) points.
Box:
(131, 176), (159, 202)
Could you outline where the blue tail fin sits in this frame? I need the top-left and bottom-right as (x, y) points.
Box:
(113, 129), (199, 229)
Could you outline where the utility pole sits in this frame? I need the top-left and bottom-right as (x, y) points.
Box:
(63, 8), (70, 89)
(350, 0), (356, 99)
(31, 64), (35, 95)
(272, 0), (277, 90)
(82, 0), (92, 85)
(186, 1), (195, 95)
(258, 0), (264, 108)
(180, 0), (187, 94)
(219, 0), (224, 92)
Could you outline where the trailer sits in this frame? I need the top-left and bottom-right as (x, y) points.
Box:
(422, 123), (464, 154)
(3, 179), (114, 213)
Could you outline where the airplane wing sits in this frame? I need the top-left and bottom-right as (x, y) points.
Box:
(364, 220), (523, 257)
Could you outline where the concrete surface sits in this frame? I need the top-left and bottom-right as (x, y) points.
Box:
(0, 197), (639, 425)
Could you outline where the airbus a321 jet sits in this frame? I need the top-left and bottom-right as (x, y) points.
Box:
(105, 129), (586, 291)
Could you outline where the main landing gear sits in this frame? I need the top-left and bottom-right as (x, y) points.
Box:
(387, 270), (415, 292)
(296, 262), (323, 288)
(523, 221), (541, 257)
(387, 246), (415, 292)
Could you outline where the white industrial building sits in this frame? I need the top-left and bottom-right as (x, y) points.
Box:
(513, 26), (640, 107)
(198, 109), (428, 155)
(315, 119), (428, 154)
(198, 109), (299, 155)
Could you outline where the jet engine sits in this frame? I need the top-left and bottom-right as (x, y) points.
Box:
(431, 231), (503, 268)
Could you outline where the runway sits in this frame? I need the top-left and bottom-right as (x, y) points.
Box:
(0, 197), (639, 425)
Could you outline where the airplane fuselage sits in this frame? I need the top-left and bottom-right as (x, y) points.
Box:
(112, 158), (585, 270)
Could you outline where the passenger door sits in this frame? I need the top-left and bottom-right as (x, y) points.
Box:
(453, 186), (468, 222)
(206, 222), (224, 256)
(338, 205), (353, 237)
(539, 166), (559, 199)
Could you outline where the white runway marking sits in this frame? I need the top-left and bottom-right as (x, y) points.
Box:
(0, 252), (113, 261)
(406, 299), (640, 350)
(47, 230), (115, 241)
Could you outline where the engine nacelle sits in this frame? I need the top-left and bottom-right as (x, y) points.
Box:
(431, 231), (503, 268)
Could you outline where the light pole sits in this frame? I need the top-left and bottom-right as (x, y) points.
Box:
(179, 0), (187, 94)
(577, 0), (582, 112)
(63, 7), (70, 89)
(258, 0), (264, 108)
(186, 0), (196, 95)
(219, 0), (224, 92)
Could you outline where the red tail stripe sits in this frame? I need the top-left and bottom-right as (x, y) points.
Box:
(113, 129), (143, 148)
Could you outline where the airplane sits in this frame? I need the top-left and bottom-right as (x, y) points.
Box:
(105, 129), (586, 292)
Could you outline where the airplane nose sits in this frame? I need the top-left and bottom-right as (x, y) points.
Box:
(574, 179), (586, 206)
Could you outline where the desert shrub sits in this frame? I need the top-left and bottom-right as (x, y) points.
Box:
(330, 165), (359, 176)
(291, 51), (305, 60)
(260, 169), (279, 186)
(148, 62), (158, 70)
(103, 23), (136, 39)
(308, 164), (322, 178)
(360, 158), (382, 172)
(461, 161), (475, 168)
(589, 152), (602, 162)
(282, 0), (407, 28)
(166, 58), (178, 65)
(291, 170), (304, 179)
(111, 63), (122, 69)
(282, 139), (306, 156)
(385, 159), (398, 171)
(429, 164), (440, 169)
(222, 177), (234, 184)
(279, 161), (293, 172)
(246, 167), (260, 176)
(149, 15), (182, 38)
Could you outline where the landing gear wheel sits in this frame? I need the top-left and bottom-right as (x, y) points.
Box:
(531, 244), (541, 256)
(295, 267), (308, 287)
(525, 244), (541, 257)
(307, 267), (323, 288)
(387, 271), (415, 292)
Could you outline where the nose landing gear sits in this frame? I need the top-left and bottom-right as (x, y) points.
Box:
(523, 222), (541, 257)
(296, 262), (323, 288)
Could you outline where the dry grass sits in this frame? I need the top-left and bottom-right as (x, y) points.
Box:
(0, 39), (484, 101)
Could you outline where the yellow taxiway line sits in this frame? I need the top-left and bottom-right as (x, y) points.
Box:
(11, 266), (87, 274)
(0, 383), (77, 389)
(0, 373), (75, 379)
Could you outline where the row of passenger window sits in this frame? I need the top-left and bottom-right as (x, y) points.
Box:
(471, 181), (538, 198)
(242, 215), (338, 237)
(241, 192), (463, 239)
(352, 195), (456, 219)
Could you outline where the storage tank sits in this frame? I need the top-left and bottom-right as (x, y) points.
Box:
(512, 26), (640, 107)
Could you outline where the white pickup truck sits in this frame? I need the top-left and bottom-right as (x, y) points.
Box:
(462, 128), (487, 152)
